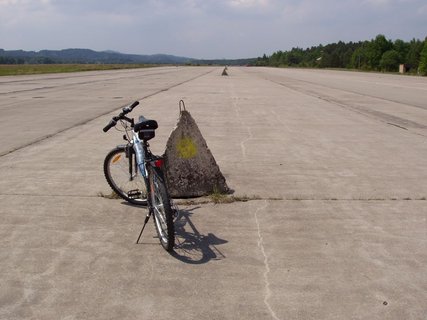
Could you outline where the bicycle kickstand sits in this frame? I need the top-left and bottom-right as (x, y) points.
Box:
(136, 212), (151, 244)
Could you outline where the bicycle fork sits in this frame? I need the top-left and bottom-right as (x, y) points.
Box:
(125, 145), (137, 181)
(124, 145), (145, 201)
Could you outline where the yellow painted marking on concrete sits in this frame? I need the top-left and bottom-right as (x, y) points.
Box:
(177, 137), (197, 159)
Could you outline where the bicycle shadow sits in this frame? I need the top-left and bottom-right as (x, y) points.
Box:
(170, 206), (228, 264)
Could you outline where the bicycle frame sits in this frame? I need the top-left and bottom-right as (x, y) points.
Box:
(131, 133), (147, 176)
(115, 123), (151, 185)
(103, 101), (175, 250)
(114, 117), (163, 200)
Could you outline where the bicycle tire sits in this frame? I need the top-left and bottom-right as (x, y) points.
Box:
(149, 166), (175, 251)
(103, 146), (147, 205)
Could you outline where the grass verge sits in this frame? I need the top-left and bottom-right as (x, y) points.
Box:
(0, 64), (155, 76)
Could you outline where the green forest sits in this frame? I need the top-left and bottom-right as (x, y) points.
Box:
(253, 34), (427, 75)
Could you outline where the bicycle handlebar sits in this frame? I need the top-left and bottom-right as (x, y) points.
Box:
(122, 100), (139, 114)
(102, 101), (139, 132)
(102, 118), (118, 132)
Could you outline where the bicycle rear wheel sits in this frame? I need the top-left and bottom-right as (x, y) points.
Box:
(149, 166), (175, 251)
(104, 146), (147, 205)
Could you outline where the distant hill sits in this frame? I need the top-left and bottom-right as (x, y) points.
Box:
(0, 48), (193, 64)
(0, 48), (255, 65)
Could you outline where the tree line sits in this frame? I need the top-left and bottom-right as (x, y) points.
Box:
(0, 56), (56, 64)
(253, 35), (427, 75)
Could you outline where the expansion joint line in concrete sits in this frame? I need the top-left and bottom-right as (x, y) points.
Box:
(254, 200), (280, 320)
(0, 193), (102, 198)
(0, 69), (215, 158)
(255, 74), (427, 138)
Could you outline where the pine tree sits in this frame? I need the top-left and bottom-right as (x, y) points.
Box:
(418, 39), (427, 76)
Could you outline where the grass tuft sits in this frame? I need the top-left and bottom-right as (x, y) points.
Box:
(98, 191), (121, 200)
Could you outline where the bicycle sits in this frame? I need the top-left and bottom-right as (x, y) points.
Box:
(103, 101), (175, 251)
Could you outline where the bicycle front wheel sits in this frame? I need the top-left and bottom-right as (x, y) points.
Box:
(149, 166), (175, 251)
(104, 146), (147, 205)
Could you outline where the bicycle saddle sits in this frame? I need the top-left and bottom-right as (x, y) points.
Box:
(134, 116), (158, 132)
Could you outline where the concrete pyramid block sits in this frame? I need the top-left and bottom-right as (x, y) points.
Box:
(164, 109), (229, 198)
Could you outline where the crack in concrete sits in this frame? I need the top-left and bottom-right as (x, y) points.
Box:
(1, 192), (425, 203)
(231, 97), (249, 159)
(240, 126), (253, 159)
(231, 90), (253, 160)
(254, 200), (280, 320)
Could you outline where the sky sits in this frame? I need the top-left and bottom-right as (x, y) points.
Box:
(0, 0), (426, 59)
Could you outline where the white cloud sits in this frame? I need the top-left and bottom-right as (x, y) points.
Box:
(0, 0), (22, 5)
(228, 0), (270, 8)
(0, 0), (426, 58)
(362, 0), (391, 5)
(418, 3), (427, 15)
(0, 0), (50, 7)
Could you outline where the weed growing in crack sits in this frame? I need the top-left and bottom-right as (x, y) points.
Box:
(98, 191), (121, 199)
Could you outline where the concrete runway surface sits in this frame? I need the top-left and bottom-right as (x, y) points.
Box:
(0, 66), (426, 319)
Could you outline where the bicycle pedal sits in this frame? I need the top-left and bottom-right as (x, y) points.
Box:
(127, 189), (143, 199)
(172, 208), (179, 219)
